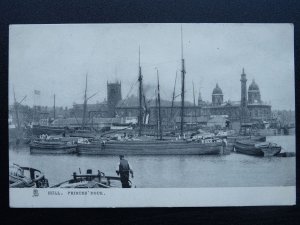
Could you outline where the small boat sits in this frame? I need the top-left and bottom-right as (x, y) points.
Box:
(234, 140), (281, 157)
(30, 136), (77, 154)
(9, 164), (49, 188)
(51, 169), (129, 188)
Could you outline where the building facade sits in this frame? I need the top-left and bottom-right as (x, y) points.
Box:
(115, 69), (272, 125)
(107, 81), (122, 117)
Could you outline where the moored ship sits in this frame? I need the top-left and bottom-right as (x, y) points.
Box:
(77, 137), (224, 155)
(77, 38), (224, 156)
(9, 164), (49, 188)
(234, 140), (281, 157)
(29, 136), (77, 154)
(51, 169), (129, 188)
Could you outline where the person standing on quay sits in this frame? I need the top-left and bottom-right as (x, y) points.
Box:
(116, 155), (134, 188)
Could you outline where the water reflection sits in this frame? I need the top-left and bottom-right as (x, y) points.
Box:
(9, 135), (295, 188)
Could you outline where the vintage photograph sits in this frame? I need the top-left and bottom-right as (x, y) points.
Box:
(9, 23), (295, 206)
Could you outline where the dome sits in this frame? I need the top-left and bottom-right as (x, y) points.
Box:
(249, 79), (259, 91)
(212, 83), (223, 95)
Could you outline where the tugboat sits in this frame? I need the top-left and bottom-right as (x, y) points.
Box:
(9, 164), (49, 188)
(51, 169), (129, 188)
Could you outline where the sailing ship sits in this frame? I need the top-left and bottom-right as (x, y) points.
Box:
(31, 94), (74, 136)
(77, 27), (224, 155)
(9, 88), (31, 145)
(69, 74), (100, 138)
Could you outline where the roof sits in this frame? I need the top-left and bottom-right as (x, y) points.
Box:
(212, 83), (223, 95)
(248, 79), (259, 91)
(52, 117), (121, 126)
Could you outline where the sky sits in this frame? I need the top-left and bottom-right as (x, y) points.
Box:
(9, 23), (295, 110)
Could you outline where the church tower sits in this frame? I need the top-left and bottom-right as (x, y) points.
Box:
(107, 81), (122, 117)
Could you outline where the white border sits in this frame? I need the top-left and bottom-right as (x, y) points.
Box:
(10, 186), (296, 208)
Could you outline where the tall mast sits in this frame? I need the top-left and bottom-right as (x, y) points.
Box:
(180, 25), (186, 136)
(170, 71), (177, 122)
(138, 46), (143, 136)
(13, 87), (21, 133)
(155, 93), (159, 138)
(53, 94), (56, 120)
(143, 94), (148, 124)
(193, 81), (196, 123)
(157, 69), (162, 140)
(82, 74), (88, 129)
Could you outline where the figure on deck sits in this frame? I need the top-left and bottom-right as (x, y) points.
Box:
(116, 155), (133, 188)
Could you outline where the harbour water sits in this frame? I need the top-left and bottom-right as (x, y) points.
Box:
(9, 135), (295, 188)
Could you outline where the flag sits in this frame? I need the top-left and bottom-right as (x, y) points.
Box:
(34, 90), (40, 95)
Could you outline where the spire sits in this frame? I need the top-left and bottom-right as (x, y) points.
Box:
(242, 68), (245, 74)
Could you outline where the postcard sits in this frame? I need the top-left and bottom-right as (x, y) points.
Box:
(9, 23), (295, 207)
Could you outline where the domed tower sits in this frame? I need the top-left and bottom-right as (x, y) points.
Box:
(212, 83), (223, 106)
(248, 79), (261, 104)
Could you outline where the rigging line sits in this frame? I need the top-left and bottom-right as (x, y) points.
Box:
(118, 79), (139, 106)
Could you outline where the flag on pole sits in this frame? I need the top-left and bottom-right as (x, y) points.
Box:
(34, 90), (40, 95)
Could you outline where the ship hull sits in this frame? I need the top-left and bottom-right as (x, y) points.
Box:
(234, 140), (281, 157)
(78, 141), (223, 155)
(30, 143), (77, 154)
(226, 135), (266, 152)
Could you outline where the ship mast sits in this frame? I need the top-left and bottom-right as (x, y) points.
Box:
(82, 74), (88, 129)
(193, 81), (196, 124)
(155, 92), (159, 139)
(170, 71), (177, 123)
(180, 25), (186, 137)
(138, 47), (143, 136)
(53, 94), (56, 120)
(13, 87), (21, 134)
(13, 87), (26, 141)
(157, 69), (162, 140)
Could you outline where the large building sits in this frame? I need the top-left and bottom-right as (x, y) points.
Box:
(69, 70), (271, 128)
(107, 81), (122, 117)
(115, 69), (272, 126)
